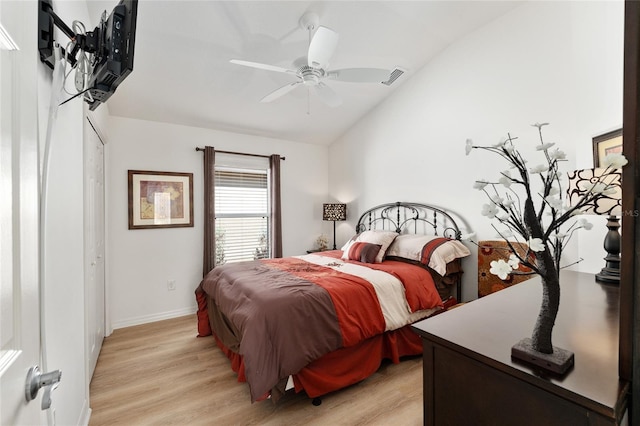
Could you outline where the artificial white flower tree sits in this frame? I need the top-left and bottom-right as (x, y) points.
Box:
(466, 123), (627, 367)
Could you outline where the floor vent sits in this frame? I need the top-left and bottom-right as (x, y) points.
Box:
(381, 67), (405, 86)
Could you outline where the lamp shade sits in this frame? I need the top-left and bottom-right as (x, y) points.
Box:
(567, 168), (622, 216)
(323, 203), (346, 221)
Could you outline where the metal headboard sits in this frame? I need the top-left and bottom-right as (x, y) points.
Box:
(355, 201), (462, 240)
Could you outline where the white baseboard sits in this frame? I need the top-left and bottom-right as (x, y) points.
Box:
(76, 399), (91, 426)
(111, 306), (197, 330)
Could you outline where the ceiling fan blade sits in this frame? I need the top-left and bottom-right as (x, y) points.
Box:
(307, 26), (339, 69)
(230, 59), (297, 75)
(327, 68), (391, 83)
(314, 82), (342, 107)
(260, 82), (301, 103)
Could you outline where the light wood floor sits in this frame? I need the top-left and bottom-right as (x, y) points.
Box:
(89, 315), (424, 425)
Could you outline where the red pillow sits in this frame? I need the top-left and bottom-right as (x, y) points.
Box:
(346, 242), (382, 264)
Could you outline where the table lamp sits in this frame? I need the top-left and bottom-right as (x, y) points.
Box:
(323, 203), (346, 250)
(567, 168), (622, 284)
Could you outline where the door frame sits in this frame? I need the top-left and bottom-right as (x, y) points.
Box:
(0, 1), (45, 424)
(86, 113), (110, 338)
(621, 0), (639, 420)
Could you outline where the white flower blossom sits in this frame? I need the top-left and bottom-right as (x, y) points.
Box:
(498, 171), (512, 188)
(508, 254), (520, 269)
(584, 182), (617, 195)
(578, 180), (615, 195)
(465, 139), (474, 156)
(577, 181), (591, 192)
(577, 218), (593, 230)
(536, 142), (556, 151)
(474, 180), (489, 190)
(547, 186), (559, 196)
(531, 122), (550, 129)
(528, 237), (545, 252)
(554, 232), (566, 240)
(529, 164), (548, 174)
(492, 137), (507, 148)
(498, 176), (512, 187)
(496, 212), (510, 221)
(601, 153), (628, 169)
(503, 199), (515, 208)
(481, 203), (499, 218)
(490, 259), (513, 280)
(549, 148), (566, 160)
(490, 194), (504, 204)
(504, 144), (515, 154)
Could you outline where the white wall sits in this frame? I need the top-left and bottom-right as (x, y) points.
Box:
(37, 1), (93, 425)
(105, 117), (329, 329)
(328, 1), (624, 302)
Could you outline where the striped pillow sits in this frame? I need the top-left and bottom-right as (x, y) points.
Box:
(385, 234), (470, 275)
(344, 242), (382, 264)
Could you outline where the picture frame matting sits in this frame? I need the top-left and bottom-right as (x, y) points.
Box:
(593, 128), (623, 168)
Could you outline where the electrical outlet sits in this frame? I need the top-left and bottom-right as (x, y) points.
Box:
(75, 68), (85, 92)
(167, 280), (176, 291)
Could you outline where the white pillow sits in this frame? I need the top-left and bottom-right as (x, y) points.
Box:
(340, 236), (356, 252)
(385, 234), (470, 275)
(342, 230), (398, 263)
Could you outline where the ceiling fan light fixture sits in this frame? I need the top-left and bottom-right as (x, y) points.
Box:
(303, 75), (319, 86)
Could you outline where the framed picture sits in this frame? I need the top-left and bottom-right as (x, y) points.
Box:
(592, 128), (623, 167)
(128, 170), (194, 229)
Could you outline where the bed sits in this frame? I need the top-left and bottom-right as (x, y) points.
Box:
(195, 201), (469, 403)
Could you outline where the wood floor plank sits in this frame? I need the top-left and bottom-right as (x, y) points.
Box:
(89, 315), (423, 425)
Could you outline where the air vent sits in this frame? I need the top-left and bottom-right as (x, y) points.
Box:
(381, 67), (405, 86)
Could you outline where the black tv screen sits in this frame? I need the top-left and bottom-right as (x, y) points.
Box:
(87, 0), (138, 110)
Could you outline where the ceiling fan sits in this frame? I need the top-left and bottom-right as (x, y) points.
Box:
(230, 12), (391, 108)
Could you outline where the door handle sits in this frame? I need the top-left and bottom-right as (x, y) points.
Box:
(25, 365), (62, 410)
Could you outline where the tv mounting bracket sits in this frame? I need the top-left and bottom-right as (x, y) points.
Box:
(38, 0), (100, 69)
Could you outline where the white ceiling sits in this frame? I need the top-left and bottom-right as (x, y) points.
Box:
(84, 1), (523, 145)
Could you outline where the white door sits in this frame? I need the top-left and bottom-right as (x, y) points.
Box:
(85, 117), (105, 378)
(0, 2), (46, 425)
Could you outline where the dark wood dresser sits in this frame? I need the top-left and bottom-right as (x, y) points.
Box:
(412, 270), (629, 425)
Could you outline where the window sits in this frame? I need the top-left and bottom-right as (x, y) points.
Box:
(214, 167), (270, 265)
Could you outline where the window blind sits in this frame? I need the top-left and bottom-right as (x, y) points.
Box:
(214, 168), (269, 265)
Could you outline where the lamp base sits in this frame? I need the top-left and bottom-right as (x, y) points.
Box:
(596, 215), (621, 285)
(596, 266), (620, 284)
(332, 220), (337, 250)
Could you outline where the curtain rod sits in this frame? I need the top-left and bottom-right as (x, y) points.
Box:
(195, 147), (285, 161)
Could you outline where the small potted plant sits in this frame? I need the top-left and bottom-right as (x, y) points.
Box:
(316, 234), (329, 251)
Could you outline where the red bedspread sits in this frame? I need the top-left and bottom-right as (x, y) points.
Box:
(196, 251), (441, 402)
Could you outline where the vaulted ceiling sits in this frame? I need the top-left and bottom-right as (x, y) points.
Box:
(85, 1), (523, 145)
